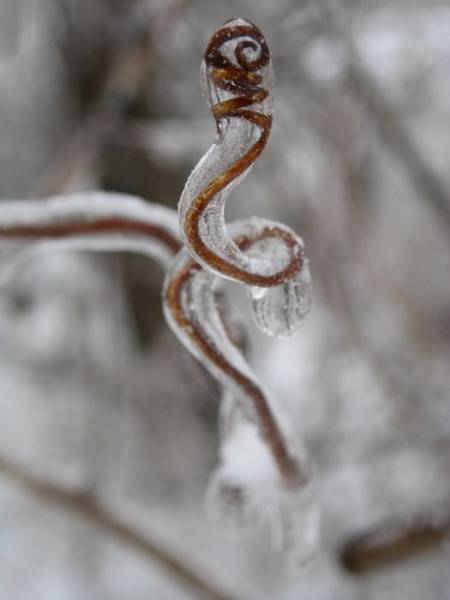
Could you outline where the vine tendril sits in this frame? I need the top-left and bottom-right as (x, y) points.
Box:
(179, 18), (311, 336)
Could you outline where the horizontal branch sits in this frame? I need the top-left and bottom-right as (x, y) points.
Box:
(0, 453), (243, 600)
(339, 513), (450, 575)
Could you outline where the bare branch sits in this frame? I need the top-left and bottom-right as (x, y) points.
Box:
(0, 452), (244, 600)
(339, 513), (450, 575)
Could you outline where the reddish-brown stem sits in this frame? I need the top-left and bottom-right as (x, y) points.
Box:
(0, 217), (182, 254)
(340, 515), (450, 575)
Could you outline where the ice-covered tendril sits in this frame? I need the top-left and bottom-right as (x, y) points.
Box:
(179, 18), (311, 336)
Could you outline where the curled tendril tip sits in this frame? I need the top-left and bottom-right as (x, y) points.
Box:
(179, 18), (311, 337)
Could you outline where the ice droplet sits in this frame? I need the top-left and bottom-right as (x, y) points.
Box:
(227, 218), (312, 337)
(249, 256), (312, 338)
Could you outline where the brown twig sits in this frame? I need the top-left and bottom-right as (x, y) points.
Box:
(0, 452), (244, 600)
(339, 513), (450, 575)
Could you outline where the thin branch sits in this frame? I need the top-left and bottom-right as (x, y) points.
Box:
(0, 452), (243, 600)
(339, 513), (450, 575)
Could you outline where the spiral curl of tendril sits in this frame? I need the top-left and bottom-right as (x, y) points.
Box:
(178, 18), (311, 337)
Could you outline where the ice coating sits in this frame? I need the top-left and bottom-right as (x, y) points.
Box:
(232, 217), (312, 337)
(0, 192), (182, 268)
(179, 18), (311, 336)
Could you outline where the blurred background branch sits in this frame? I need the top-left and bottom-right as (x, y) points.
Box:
(322, 0), (450, 228)
(0, 452), (242, 600)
